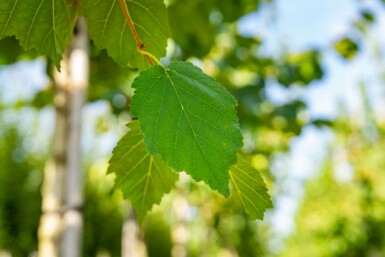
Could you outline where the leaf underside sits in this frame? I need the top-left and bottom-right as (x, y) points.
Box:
(230, 156), (273, 220)
(81, 0), (170, 70)
(0, 0), (76, 67)
(131, 61), (243, 196)
(108, 121), (178, 222)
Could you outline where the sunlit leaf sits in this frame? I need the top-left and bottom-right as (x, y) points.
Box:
(131, 61), (243, 196)
(230, 156), (272, 220)
(0, 0), (76, 67)
(277, 50), (323, 87)
(81, 0), (170, 70)
(108, 121), (178, 221)
(334, 37), (359, 60)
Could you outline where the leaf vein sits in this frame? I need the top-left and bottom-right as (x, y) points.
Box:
(112, 139), (144, 172)
(26, 0), (45, 46)
(165, 69), (215, 173)
(231, 170), (271, 206)
(140, 156), (153, 212)
(1, 0), (19, 35)
(116, 153), (149, 187)
(232, 165), (264, 185)
(101, 0), (117, 42)
(125, 0), (168, 36)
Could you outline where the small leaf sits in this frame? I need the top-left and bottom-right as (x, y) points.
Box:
(108, 121), (178, 221)
(81, 0), (170, 70)
(131, 61), (243, 196)
(334, 37), (359, 60)
(0, 0), (76, 67)
(360, 10), (375, 23)
(230, 156), (272, 220)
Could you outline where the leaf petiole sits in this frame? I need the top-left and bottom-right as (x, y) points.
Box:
(117, 0), (155, 66)
(137, 48), (162, 66)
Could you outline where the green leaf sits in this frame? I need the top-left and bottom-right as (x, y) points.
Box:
(229, 156), (273, 220)
(81, 0), (170, 70)
(131, 61), (243, 196)
(333, 37), (359, 60)
(0, 0), (76, 67)
(108, 121), (178, 221)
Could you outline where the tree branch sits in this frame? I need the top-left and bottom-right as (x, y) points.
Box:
(118, 0), (154, 66)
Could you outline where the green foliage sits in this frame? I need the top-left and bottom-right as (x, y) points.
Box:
(108, 121), (178, 221)
(334, 37), (359, 60)
(280, 119), (385, 256)
(143, 211), (173, 257)
(0, 0), (76, 67)
(168, 0), (215, 57)
(83, 164), (124, 257)
(0, 0), (273, 222)
(3, 1), (385, 256)
(131, 61), (243, 196)
(0, 120), (126, 257)
(234, 83), (305, 135)
(0, 36), (38, 64)
(81, 0), (170, 70)
(168, 0), (266, 57)
(88, 45), (134, 113)
(360, 10), (375, 23)
(277, 50), (323, 86)
(0, 127), (43, 257)
(152, 178), (271, 257)
(230, 156), (272, 220)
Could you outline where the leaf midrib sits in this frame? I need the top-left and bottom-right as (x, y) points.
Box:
(26, 0), (44, 45)
(164, 68), (217, 174)
(116, 153), (149, 187)
(230, 171), (261, 217)
(140, 156), (153, 212)
(126, 0), (168, 36)
(232, 166), (271, 206)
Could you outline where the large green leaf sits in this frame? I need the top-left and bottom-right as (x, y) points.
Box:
(81, 0), (170, 70)
(229, 156), (272, 220)
(0, 0), (76, 67)
(108, 121), (178, 221)
(131, 61), (243, 196)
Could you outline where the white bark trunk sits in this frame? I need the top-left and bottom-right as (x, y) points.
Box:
(122, 208), (148, 257)
(61, 18), (89, 257)
(38, 18), (89, 257)
(38, 161), (63, 256)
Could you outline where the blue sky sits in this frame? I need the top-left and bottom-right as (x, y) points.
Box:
(0, 58), (47, 104)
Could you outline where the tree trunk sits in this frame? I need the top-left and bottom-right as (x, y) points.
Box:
(122, 207), (148, 257)
(38, 18), (89, 257)
(171, 195), (189, 257)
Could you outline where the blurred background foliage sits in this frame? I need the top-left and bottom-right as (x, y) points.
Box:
(0, 0), (385, 256)
(0, 124), (43, 256)
(280, 114), (385, 257)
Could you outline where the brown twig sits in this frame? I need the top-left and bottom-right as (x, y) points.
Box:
(117, 0), (154, 66)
